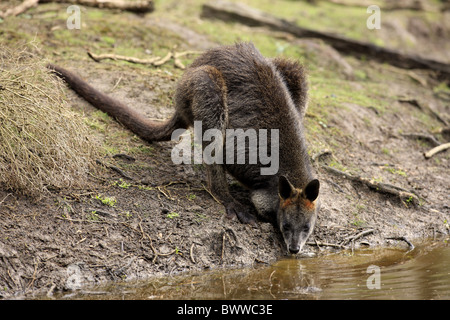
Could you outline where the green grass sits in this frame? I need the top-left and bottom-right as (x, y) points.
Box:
(95, 194), (117, 207)
(167, 212), (180, 219)
(113, 179), (132, 189)
(384, 166), (407, 177)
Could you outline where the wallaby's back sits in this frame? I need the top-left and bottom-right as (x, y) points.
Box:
(188, 43), (313, 188)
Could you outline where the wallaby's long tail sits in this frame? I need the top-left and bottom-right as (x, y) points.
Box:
(47, 64), (187, 142)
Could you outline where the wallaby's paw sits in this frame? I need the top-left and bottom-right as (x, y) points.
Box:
(237, 210), (257, 225)
(225, 203), (238, 220)
(225, 202), (256, 225)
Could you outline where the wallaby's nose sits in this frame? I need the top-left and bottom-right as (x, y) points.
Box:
(289, 246), (300, 254)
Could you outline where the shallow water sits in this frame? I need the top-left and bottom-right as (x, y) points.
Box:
(63, 240), (450, 300)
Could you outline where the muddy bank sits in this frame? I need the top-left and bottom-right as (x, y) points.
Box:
(1, 130), (447, 299)
(1, 1), (449, 299)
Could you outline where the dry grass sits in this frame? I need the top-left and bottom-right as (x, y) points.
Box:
(0, 42), (99, 198)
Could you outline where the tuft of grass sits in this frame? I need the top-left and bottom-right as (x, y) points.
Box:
(187, 194), (196, 201)
(87, 211), (100, 221)
(383, 165), (407, 177)
(0, 42), (99, 198)
(113, 179), (132, 189)
(95, 194), (117, 207)
(167, 212), (179, 219)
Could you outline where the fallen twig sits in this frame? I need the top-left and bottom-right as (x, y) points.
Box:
(87, 49), (202, 69)
(201, 183), (222, 205)
(46, 283), (57, 298)
(96, 159), (133, 180)
(136, 214), (159, 262)
(155, 185), (175, 201)
(189, 243), (196, 264)
(221, 232), (226, 261)
(0, 0), (154, 18)
(0, 0), (38, 19)
(56, 216), (107, 223)
(174, 51), (203, 59)
(323, 165), (420, 206)
(0, 193), (13, 207)
(152, 51), (172, 66)
(26, 258), (39, 290)
(341, 228), (375, 246)
(38, 0), (154, 13)
(306, 241), (344, 249)
(87, 51), (161, 65)
(327, 0), (428, 11)
(424, 142), (450, 159)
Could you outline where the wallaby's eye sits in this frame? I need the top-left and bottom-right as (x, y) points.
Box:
(283, 222), (291, 232)
(302, 223), (311, 233)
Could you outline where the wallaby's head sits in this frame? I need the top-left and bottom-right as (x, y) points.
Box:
(277, 176), (320, 254)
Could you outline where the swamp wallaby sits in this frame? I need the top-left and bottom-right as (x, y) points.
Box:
(48, 42), (320, 254)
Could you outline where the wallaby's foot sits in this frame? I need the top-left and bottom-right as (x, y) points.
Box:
(225, 201), (256, 225)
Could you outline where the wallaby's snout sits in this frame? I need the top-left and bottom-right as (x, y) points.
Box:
(288, 245), (300, 255)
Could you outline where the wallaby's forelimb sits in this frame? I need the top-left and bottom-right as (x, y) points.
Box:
(176, 65), (255, 224)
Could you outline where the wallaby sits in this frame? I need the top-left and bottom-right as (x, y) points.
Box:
(48, 42), (320, 254)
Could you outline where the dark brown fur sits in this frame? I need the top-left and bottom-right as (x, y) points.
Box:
(48, 42), (320, 254)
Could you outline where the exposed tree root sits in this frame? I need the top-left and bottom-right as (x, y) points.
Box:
(323, 165), (420, 206)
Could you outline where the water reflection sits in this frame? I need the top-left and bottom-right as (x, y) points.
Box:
(65, 240), (450, 300)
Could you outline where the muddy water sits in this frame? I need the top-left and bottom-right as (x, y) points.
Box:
(66, 240), (450, 300)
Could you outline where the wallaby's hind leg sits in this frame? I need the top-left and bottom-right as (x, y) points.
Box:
(176, 66), (256, 224)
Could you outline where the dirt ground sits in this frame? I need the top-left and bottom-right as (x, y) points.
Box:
(0, 0), (449, 299)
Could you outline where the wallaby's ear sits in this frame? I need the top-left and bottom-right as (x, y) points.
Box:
(303, 179), (320, 202)
(279, 175), (295, 200)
